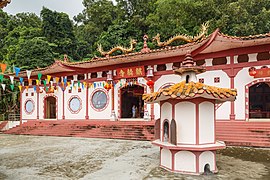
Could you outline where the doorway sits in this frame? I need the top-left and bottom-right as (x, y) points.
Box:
(121, 85), (144, 118)
(249, 82), (270, 119)
(45, 96), (56, 119)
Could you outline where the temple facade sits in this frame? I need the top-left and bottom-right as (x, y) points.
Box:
(17, 29), (270, 124)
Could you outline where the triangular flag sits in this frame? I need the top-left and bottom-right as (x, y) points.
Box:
(71, 80), (74, 86)
(26, 70), (32, 79)
(43, 80), (47, 86)
(55, 77), (60, 84)
(19, 77), (24, 84)
(63, 78), (67, 85)
(36, 79), (39, 85)
(28, 79), (32, 85)
(18, 85), (22, 92)
(82, 84), (84, 90)
(0, 74), (3, 82)
(83, 82), (87, 87)
(1, 84), (6, 90)
(10, 84), (14, 91)
(78, 81), (81, 88)
(38, 73), (42, 80)
(33, 86), (37, 92)
(26, 86), (29, 91)
(67, 82), (70, 87)
(9, 76), (14, 84)
(14, 67), (20, 76)
(1, 63), (7, 73)
(47, 75), (51, 83)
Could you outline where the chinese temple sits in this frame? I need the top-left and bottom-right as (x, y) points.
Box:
(0, 0), (11, 8)
(3, 27), (270, 147)
(143, 52), (237, 174)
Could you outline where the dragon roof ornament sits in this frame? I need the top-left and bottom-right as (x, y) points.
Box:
(152, 22), (209, 47)
(0, 0), (11, 8)
(97, 39), (137, 57)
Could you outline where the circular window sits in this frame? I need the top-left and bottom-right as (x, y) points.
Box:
(91, 89), (108, 111)
(68, 96), (82, 113)
(25, 99), (34, 114)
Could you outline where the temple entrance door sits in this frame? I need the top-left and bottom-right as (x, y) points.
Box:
(249, 82), (270, 119)
(121, 85), (144, 119)
(45, 96), (56, 119)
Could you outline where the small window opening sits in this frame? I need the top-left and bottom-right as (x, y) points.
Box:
(163, 121), (169, 142)
(186, 75), (190, 83)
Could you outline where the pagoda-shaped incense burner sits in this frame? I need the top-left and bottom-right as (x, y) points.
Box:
(143, 52), (237, 175)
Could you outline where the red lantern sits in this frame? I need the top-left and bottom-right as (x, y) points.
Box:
(104, 83), (112, 91)
(249, 70), (257, 76)
(147, 80), (154, 88)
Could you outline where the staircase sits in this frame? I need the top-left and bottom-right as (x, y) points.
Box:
(216, 121), (270, 147)
(4, 120), (155, 141)
(0, 121), (8, 131)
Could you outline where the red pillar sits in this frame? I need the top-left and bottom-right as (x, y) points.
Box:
(62, 89), (65, 120)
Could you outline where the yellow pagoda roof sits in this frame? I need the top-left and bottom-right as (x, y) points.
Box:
(142, 81), (237, 103)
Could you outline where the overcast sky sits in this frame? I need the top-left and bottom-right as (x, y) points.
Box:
(3, 0), (85, 19)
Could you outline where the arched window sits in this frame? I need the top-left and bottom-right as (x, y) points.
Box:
(186, 75), (190, 83)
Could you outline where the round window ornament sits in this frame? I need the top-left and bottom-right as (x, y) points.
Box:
(25, 99), (34, 114)
(91, 89), (108, 111)
(68, 96), (82, 113)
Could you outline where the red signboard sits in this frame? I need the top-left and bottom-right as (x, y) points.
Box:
(116, 66), (145, 78)
(254, 68), (270, 78)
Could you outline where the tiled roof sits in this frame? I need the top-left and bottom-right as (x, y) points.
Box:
(142, 81), (237, 103)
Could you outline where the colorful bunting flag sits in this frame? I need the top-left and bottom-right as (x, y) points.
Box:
(26, 86), (29, 91)
(55, 77), (60, 84)
(14, 67), (20, 76)
(10, 84), (14, 91)
(0, 63), (7, 73)
(47, 75), (51, 83)
(38, 73), (42, 80)
(33, 86), (37, 92)
(28, 79), (32, 85)
(36, 79), (39, 85)
(26, 70), (32, 79)
(1, 84), (6, 90)
(10, 76), (14, 84)
(18, 85), (22, 92)
(78, 81), (81, 88)
(43, 80), (47, 86)
(19, 77), (24, 84)
(0, 74), (3, 83)
(63, 78), (67, 85)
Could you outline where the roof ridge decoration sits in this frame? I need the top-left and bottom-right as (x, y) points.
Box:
(97, 39), (137, 57)
(0, 0), (11, 8)
(152, 21), (209, 47)
(218, 31), (270, 40)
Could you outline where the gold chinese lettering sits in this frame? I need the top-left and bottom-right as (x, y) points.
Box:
(119, 70), (125, 77)
(127, 68), (133, 76)
(136, 67), (143, 76)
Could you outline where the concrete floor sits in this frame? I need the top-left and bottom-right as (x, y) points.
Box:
(0, 134), (269, 180)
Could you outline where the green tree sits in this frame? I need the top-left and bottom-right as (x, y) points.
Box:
(15, 37), (54, 70)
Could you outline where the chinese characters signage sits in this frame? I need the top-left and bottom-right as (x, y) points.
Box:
(116, 66), (145, 78)
(254, 68), (270, 78)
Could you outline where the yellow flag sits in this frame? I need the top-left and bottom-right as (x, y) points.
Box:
(26, 86), (29, 91)
(67, 82), (70, 87)
(55, 77), (60, 84)
(36, 79), (39, 85)
(83, 82), (87, 88)
(18, 85), (22, 92)
(28, 79), (32, 85)
(47, 75), (51, 83)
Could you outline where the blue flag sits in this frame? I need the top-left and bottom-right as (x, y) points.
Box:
(19, 77), (24, 84)
(14, 67), (21, 76)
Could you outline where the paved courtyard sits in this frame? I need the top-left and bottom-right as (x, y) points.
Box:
(0, 134), (269, 180)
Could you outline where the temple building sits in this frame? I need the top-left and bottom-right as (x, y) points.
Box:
(16, 28), (270, 125)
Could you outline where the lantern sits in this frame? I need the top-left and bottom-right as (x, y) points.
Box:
(147, 79), (154, 88)
(249, 70), (257, 76)
(248, 67), (257, 77)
